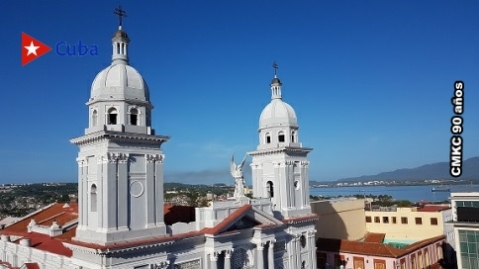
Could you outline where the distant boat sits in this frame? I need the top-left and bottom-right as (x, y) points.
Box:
(431, 186), (450, 192)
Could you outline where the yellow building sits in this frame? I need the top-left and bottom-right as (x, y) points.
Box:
(311, 198), (366, 240)
(365, 205), (452, 243)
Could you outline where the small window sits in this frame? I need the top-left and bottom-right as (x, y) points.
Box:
(278, 131), (285, 142)
(401, 217), (408, 224)
(415, 217), (422, 225)
(383, 216), (389, 223)
(430, 218), (438, 225)
(92, 110), (98, 126)
(130, 108), (138, 126)
(266, 134), (271, 144)
(108, 108), (118, 125)
(392, 217), (397, 224)
(267, 181), (274, 198)
(366, 216), (372, 223)
(90, 184), (97, 212)
(291, 131), (295, 142)
(374, 216), (380, 223)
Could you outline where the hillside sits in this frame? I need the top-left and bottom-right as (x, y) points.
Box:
(336, 157), (479, 182)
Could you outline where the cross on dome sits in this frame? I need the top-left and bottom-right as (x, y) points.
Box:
(273, 61), (279, 77)
(114, 5), (127, 29)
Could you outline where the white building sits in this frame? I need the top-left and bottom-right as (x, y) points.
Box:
(0, 12), (317, 269)
(450, 192), (479, 269)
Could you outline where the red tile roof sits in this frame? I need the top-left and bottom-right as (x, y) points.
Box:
(317, 235), (446, 258)
(2, 203), (78, 233)
(417, 205), (451, 212)
(164, 205), (195, 225)
(23, 263), (40, 269)
(364, 233), (385, 243)
(203, 205), (252, 235)
(0, 202), (283, 255)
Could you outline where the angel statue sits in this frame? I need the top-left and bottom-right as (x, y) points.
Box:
(230, 154), (247, 198)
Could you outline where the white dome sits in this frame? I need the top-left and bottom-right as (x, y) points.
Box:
(90, 63), (149, 101)
(259, 99), (298, 128)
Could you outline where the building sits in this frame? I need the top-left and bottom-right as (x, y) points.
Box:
(311, 198), (366, 241)
(450, 192), (479, 269)
(365, 205), (453, 245)
(0, 8), (317, 269)
(316, 233), (446, 269)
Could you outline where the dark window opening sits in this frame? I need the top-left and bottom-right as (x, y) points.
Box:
(392, 217), (397, 224)
(415, 217), (422, 225)
(278, 132), (285, 142)
(291, 132), (295, 142)
(267, 181), (274, 198)
(92, 110), (98, 126)
(366, 216), (372, 223)
(383, 216), (389, 223)
(130, 114), (137, 125)
(91, 184), (97, 212)
(401, 217), (408, 224)
(108, 108), (118, 125)
(130, 108), (138, 126)
(109, 114), (117, 125)
(266, 136), (271, 144)
(374, 216), (380, 223)
(430, 218), (438, 225)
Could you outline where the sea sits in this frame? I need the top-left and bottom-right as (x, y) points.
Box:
(309, 184), (479, 203)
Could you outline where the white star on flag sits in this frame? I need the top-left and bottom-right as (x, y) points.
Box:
(24, 41), (40, 56)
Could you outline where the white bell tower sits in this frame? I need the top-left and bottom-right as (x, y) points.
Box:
(248, 63), (313, 219)
(70, 7), (169, 246)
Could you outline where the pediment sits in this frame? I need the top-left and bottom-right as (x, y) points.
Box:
(206, 205), (283, 236)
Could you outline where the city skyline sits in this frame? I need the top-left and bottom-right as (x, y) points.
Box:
(2, 1), (479, 184)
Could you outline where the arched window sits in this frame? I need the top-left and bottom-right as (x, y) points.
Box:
(116, 43), (120, 54)
(108, 108), (117, 125)
(90, 184), (97, 212)
(267, 181), (274, 198)
(92, 110), (98, 126)
(130, 108), (138, 126)
(291, 130), (295, 143)
(278, 131), (285, 143)
(266, 133), (271, 144)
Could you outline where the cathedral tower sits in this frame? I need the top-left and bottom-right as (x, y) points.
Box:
(248, 63), (313, 219)
(70, 7), (169, 245)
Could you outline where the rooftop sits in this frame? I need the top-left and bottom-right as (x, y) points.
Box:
(417, 205), (451, 212)
(317, 234), (445, 258)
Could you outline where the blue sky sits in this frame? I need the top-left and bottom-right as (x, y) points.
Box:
(1, 0), (479, 184)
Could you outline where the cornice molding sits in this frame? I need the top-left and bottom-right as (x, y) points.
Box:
(71, 131), (169, 147)
(247, 147), (313, 156)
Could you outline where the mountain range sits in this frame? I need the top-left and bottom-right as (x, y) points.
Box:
(332, 157), (479, 182)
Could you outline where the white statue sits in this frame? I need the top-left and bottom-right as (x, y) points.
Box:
(231, 154), (247, 198)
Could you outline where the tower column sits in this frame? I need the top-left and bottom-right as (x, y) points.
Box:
(104, 153), (119, 231)
(268, 240), (275, 269)
(309, 230), (317, 269)
(287, 161), (295, 208)
(224, 250), (232, 269)
(209, 252), (218, 269)
(77, 158), (86, 229)
(146, 155), (156, 227)
(117, 154), (129, 230)
(97, 155), (107, 229)
(155, 154), (165, 224)
(257, 243), (265, 269)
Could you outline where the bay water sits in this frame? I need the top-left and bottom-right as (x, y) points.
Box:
(309, 184), (479, 203)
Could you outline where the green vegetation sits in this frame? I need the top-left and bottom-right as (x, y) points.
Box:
(0, 183), (77, 218)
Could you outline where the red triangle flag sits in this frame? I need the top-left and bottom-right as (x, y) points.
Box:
(21, 32), (51, 66)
